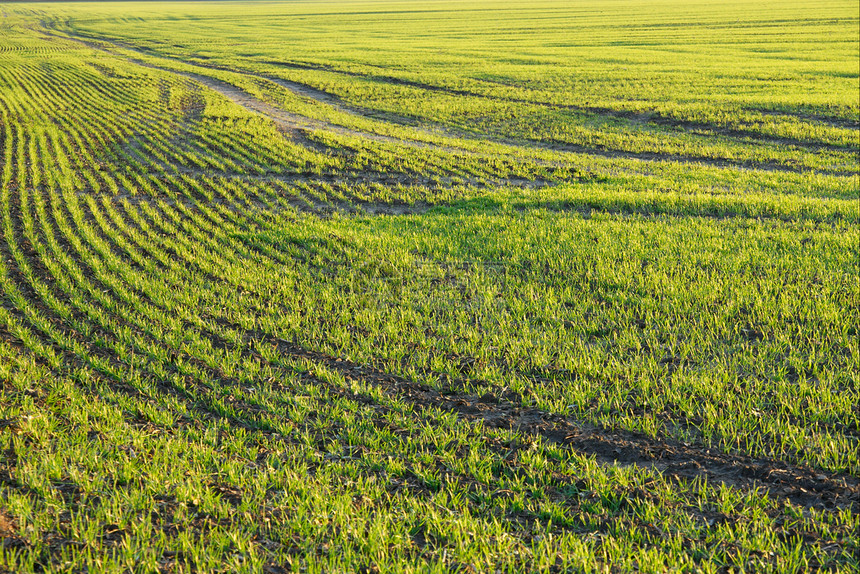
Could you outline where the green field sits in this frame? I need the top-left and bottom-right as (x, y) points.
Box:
(0, 0), (858, 571)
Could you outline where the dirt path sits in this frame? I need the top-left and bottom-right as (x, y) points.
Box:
(43, 30), (479, 156)
(171, 69), (461, 151)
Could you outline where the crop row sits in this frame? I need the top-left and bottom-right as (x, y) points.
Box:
(0, 6), (857, 572)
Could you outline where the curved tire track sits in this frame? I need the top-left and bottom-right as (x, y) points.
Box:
(47, 29), (856, 178)
(266, 58), (860, 152)
(248, 332), (860, 511)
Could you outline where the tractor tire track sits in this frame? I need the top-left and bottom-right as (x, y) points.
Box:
(46, 29), (856, 178)
(247, 332), (860, 511)
(41, 29), (471, 155)
(264, 58), (860, 151)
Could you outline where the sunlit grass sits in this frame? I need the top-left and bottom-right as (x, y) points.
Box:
(0, 1), (857, 572)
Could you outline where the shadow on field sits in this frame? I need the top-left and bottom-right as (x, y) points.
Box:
(425, 195), (856, 224)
